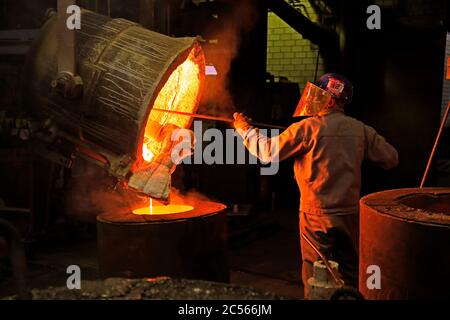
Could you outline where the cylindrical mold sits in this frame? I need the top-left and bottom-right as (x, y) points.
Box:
(359, 188), (450, 300)
(97, 200), (229, 283)
(23, 9), (205, 179)
(306, 260), (341, 300)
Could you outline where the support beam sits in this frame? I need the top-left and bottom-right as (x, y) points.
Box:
(266, 0), (340, 69)
(266, 0), (337, 48)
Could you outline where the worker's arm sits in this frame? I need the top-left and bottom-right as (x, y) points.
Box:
(364, 124), (399, 170)
(234, 113), (306, 163)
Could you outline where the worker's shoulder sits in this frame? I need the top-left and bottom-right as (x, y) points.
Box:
(341, 114), (377, 132)
(335, 114), (382, 140)
(298, 112), (360, 126)
(288, 116), (326, 136)
(339, 113), (366, 126)
(304, 112), (370, 137)
(291, 112), (366, 130)
(288, 117), (313, 131)
(323, 112), (370, 128)
(287, 116), (326, 132)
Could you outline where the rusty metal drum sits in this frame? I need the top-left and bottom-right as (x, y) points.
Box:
(359, 188), (450, 299)
(97, 200), (229, 283)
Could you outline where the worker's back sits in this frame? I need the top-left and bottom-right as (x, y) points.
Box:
(294, 108), (398, 215)
(237, 107), (398, 215)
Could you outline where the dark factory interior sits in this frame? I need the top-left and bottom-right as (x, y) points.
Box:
(0, 0), (449, 302)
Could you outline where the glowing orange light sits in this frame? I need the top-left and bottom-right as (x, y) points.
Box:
(142, 137), (155, 162)
(142, 48), (202, 163)
(133, 204), (194, 215)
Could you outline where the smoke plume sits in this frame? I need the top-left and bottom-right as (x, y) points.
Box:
(200, 0), (259, 117)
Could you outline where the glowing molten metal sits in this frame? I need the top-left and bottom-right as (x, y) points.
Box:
(133, 198), (194, 215)
(142, 49), (202, 163)
(133, 204), (194, 215)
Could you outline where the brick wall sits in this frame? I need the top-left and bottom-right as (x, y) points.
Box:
(266, 2), (325, 87)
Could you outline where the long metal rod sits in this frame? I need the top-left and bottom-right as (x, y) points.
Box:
(301, 233), (344, 287)
(152, 108), (286, 130)
(420, 101), (450, 188)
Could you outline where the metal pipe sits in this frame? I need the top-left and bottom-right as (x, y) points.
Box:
(152, 108), (286, 130)
(420, 101), (450, 188)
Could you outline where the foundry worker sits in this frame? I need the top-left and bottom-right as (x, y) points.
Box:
(233, 73), (399, 293)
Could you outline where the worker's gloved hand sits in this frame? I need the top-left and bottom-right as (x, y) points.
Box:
(233, 113), (252, 131)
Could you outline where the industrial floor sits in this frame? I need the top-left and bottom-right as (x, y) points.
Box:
(0, 208), (303, 300)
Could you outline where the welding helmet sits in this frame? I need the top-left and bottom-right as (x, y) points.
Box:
(293, 73), (353, 117)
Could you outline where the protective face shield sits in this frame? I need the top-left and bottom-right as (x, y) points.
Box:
(293, 82), (332, 117)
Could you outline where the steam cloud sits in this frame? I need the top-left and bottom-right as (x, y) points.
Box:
(64, 160), (217, 221)
(64, 165), (141, 222)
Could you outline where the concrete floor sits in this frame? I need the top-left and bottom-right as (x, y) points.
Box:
(230, 230), (303, 299)
(0, 209), (304, 299)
